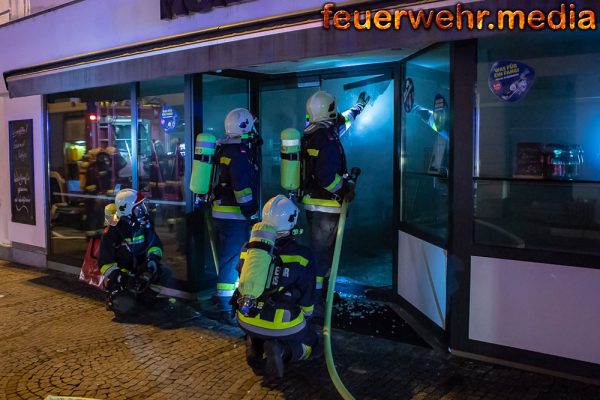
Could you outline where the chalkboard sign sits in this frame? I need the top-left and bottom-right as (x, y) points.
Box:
(9, 119), (36, 225)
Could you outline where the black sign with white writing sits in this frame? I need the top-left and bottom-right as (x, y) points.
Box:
(160, 0), (253, 19)
(9, 119), (36, 225)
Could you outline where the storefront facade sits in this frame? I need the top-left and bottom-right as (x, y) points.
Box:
(1, 0), (599, 383)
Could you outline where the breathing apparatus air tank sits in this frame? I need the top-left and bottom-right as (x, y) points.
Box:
(237, 222), (277, 315)
(104, 203), (118, 227)
(280, 128), (301, 191)
(79, 161), (89, 190)
(189, 133), (217, 195)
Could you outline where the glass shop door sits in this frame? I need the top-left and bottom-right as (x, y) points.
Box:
(397, 44), (451, 336)
(259, 71), (395, 292)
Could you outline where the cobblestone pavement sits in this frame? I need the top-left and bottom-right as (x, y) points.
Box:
(0, 261), (599, 400)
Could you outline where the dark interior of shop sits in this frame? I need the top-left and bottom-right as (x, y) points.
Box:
(45, 47), (449, 293)
(45, 30), (600, 294)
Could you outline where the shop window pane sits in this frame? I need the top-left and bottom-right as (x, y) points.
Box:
(475, 180), (600, 254)
(476, 32), (600, 254)
(138, 76), (187, 280)
(259, 74), (394, 287)
(47, 85), (132, 265)
(260, 86), (316, 202)
(400, 44), (451, 243)
(202, 75), (249, 137)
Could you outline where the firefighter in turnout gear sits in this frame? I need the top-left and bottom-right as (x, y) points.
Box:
(211, 108), (261, 313)
(98, 189), (171, 315)
(234, 195), (318, 378)
(301, 90), (369, 305)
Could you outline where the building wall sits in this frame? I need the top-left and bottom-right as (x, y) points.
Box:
(0, 94), (46, 263)
(0, 94), (9, 247)
(0, 0), (327, 94)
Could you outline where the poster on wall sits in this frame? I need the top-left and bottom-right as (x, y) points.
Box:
(8, 119), (36, 225)
(488, 60), (535, 102)
(160, 105), (179, 133)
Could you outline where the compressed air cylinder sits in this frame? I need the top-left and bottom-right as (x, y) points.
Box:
(79, 161), (89, 190)
(104, 203), (118, 227)
(189, 133), (217, 195)
(238, 222), (277, 299)
(280, 128), (301, 191)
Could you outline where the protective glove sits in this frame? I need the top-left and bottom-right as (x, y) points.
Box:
(249, 134), (264, 147)
(105, 270), (124, 292)
(415, 106), (431, 121)
(248, 211), (260, 226)
(341, 180), (356, 203)
(146, 259), (159, 280)
(356, 91), (370, 110)
(241, 202), (259, 223)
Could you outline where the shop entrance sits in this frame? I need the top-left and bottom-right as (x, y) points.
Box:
(258, 69), (395, 289)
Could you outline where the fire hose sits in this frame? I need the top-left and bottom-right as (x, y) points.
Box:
(323, 167), (361, 400)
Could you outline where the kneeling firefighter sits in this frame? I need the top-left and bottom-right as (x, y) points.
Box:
(98, 189), (171, 315)
(301, 90), (369, 304)
(234, 195), (318, 378)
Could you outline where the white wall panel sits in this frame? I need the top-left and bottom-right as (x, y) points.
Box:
(1, 95), (46, 249)
(0, 95), (9, 246)
(397, 231), (447, 328)
(470, 256), (600, 365)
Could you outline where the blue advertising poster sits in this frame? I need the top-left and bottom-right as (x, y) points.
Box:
(160, 105), (179, 133)
(488, 60), (535, 102)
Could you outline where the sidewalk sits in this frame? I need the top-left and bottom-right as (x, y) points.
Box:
(0, 261), (598, 400)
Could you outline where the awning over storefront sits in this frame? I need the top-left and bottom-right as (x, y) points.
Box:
(6, 0), (593, 98)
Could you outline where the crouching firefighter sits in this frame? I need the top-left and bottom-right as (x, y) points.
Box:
(98, 189), (172, 316)
(301, 90), (369, 304)
(233, 195), (318, 378)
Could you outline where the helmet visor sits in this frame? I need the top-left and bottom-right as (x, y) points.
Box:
(131, 202), (150, 227)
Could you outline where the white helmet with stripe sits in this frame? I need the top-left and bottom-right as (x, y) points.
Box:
(306, 91), (337, 123)
(115, 189), (144, 218)
(262, 195), (299, 234)
(224, 108), (255, 136)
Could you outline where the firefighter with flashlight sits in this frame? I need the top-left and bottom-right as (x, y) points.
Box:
(233, 195), (319, 378)
(99, 189), (171, 316)
(190, 108), (261, 319)
(299, 90), (369, 310)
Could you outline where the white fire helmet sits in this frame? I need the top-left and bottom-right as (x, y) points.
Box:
(224, 108), (255, 136)
(306, 91), (337, 123)
(262, 195), (299, 234)
(115, 189), (145, 218)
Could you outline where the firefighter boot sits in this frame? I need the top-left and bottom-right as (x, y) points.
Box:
(245, 335), (264, 370)
(264, 340), (287, 378)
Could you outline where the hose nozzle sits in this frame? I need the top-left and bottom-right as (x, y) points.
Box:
(346, 167), (361, 186)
